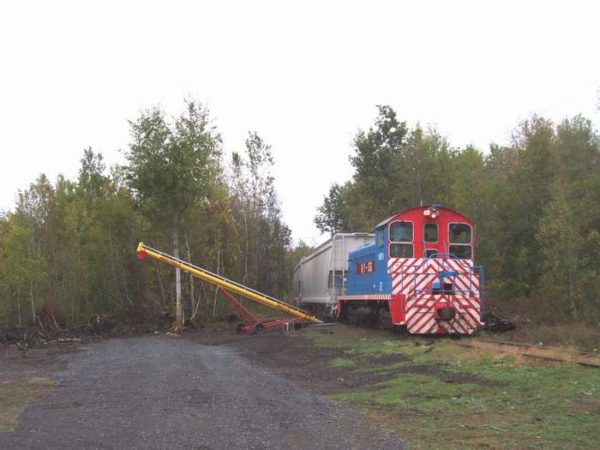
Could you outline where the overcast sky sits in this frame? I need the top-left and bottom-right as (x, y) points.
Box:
(1, 0), (599, 246)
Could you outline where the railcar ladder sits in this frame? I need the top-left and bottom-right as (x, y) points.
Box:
(136, 243), (322, 324)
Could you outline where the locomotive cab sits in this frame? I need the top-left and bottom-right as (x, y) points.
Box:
(381, 205), (474, 261)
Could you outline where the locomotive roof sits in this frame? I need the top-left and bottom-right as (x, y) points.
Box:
(375, 205), (473, 228)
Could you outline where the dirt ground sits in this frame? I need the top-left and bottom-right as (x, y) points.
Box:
(0, 324), (403, 449)
(2, 321), (598, 449)
(190, 325), (501, 393)
(190, 325), (405, 394)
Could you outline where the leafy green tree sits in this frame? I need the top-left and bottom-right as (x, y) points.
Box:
(229, 132), (291, 297)
(1, 209), (37, 325)
(350, 105), (408, 219)
(402, 125), (454, 207)
(126, 100), (222, 325)
(314, 183), (353, 235)
(536, 179), (584, 319)
(448, 146), (486, 222)
(316, 107), (458, 235)
(487, 117), (558, 298)
(73, 149), (142, 318)
(3, 176), (55, 325)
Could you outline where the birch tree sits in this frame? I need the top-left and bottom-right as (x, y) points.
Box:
(126, 100), (222, 325)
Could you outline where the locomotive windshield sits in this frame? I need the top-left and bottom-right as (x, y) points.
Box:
(390, 222), (412, 241)
(449, 223), (472, 259)
(390, 221), (413, 258)
(449, 223), (471, 243)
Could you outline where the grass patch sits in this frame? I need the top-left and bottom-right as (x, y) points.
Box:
(500, 322), (600, 353)
(307, 326), (600, 449)
(0, 377), (56, 432)
(329, 357), (356, 368)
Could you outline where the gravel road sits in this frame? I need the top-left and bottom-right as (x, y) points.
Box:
(0, 336), (402, 449)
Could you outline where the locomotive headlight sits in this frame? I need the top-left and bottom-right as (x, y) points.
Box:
(428, 206), (439, 219)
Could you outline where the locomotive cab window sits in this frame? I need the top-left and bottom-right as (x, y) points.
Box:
(389, 221), (413, 258)
(449, 245), (472, 259)
(376, 228), (384, 247)
(449, 223), (472, 259)
(449, 223), (471, 243)
(390, 244), (413, 258)
(424, 223), (438, 242)
(390, 222), (413, 242)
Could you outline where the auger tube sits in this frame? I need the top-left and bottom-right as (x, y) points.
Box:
(137, 242), (322, 324)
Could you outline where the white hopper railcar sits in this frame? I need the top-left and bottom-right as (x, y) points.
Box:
(293, 233), (374, 318)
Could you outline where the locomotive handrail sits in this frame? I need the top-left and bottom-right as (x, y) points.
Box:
(396, 255), (481, 297)
(474, 264), (486, 314)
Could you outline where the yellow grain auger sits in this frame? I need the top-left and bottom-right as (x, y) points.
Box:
(137, 243), (322, 332)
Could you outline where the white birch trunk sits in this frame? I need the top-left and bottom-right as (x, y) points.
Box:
(185, 233), (195, 319)
(174, 230), (182, 325)
(30, 279), (36, 324)
(212, 236), (220, 318)
(17, 287), (22, 328)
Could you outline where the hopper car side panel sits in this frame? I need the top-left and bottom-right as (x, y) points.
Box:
(293, 233), (374, 316)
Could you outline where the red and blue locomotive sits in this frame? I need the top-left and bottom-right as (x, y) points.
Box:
(337, 205), (484, 335)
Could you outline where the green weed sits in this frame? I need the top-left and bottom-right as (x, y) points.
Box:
(307, 327), (600, 449)
(0, 377), (56, 433)
(329, 357), (356, 368)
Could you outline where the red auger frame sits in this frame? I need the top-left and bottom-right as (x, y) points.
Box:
(217, 287), (303, 334)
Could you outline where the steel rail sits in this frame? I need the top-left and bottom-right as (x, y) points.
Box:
(454, 338), (600, 368)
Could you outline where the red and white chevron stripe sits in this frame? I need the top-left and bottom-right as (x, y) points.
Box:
(388, 257), (419, 273)
(389, 257), (480, 298)
(387, 257), (481, 334)
(405, 293), (481, 335)
(391, 258), (436, 295)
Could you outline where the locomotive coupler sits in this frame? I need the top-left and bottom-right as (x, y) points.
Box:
(433, 300), (457, 321)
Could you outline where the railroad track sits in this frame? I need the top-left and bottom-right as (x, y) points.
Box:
(314, 323), (600, 367)
(454, 338), (600, 368)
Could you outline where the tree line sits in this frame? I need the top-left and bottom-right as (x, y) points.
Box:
(1, 101), (598, 328)
(314, 106), (600, 324)
(0, 100), (296, 327)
